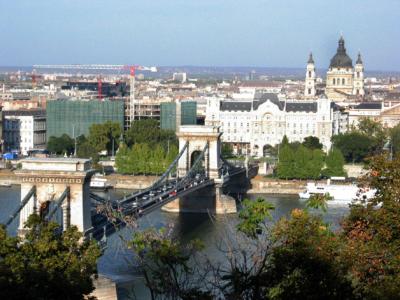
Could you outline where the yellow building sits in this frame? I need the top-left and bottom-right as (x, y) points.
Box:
(325, 37), (365, 101)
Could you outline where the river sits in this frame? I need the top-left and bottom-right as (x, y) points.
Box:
(0, 186), (349, 299)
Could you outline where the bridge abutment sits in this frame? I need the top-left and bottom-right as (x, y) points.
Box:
(15, 158), (93, 235)
(162, 184), (237, 214)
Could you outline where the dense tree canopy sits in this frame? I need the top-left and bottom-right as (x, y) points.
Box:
(332, 118), (388, 163)
(125, 119), (177, 148)
(332, 132), (374, 163)
(115, 142), (178, 175)
(221, 143), (234, 158)
(276, 144), (324, 179)
(0, 215), (100, 299)
(47, 134), (74, 155)
(88, 121), (122, 154)
(302, 136), (323, 150)
(322, 148), (346, 178)
(390, 123), (400, 155)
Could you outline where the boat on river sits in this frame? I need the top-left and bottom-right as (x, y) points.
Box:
(90, 175), (112, 191)
(299, 179), (376, 204)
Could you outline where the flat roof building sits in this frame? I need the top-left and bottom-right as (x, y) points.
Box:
(46, 99), (124, 140)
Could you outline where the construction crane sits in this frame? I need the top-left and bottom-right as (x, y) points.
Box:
(33, 64), (157, 126)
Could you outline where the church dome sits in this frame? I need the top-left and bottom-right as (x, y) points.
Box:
(329, 36), (353, 68)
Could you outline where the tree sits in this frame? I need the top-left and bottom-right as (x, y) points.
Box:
(357, 117), (387, 155)
(276, 144), (295, 179)
(390, 123), (400, 155)
(237, 197), (274, 238)
(0, 214), (100, 299)
(280, 135), (289, 147)
(302, 136), (323, 150)
(322, 148), (346, 178)
(125, 119), (177, 148)
(221, 143), (234, 158)
(265, 209), (354, 300)
(88, 121), (121, 154)
(340, 155), (400, 299)
(276, 145), (323, 179)
(47, 134), (74, 155)
(128, 228), (211, 300)
(332, 132), (374, 163)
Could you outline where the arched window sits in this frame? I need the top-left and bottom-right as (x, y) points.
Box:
(308, 88), (311, 95)
(357, 72), (360, 78)
(333, 78), (336, 85)
(308, 71), (311, 77)
(342, 78), (345, 85)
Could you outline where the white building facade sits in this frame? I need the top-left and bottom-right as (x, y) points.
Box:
(206, 93), (345, 157)
(3, 110), (46, 155)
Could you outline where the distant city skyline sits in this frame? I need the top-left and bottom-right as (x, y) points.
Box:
(0, 0), (399, 71)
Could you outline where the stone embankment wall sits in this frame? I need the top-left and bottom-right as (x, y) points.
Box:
(249, 176), (307, 195)
(105, 174), (158, 189)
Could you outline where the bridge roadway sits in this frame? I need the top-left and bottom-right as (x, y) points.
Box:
(89, 174), (216, 240)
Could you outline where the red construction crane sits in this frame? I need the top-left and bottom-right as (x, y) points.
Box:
(33, 64), (157, 100)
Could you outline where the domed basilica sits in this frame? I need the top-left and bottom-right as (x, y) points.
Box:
(304, 36), (365, 101)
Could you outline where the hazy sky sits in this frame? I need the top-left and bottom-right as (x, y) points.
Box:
(0, 0), (399, 71)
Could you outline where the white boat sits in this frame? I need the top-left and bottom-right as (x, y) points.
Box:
(299, 180), (376, 204)
(0, 181), (12, 187)
(90, 176), (112, 190)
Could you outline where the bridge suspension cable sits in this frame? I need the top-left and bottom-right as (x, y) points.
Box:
(118, 142), (189, 205)
(5, 186), (36, 227)
(45, 187), (70, 222)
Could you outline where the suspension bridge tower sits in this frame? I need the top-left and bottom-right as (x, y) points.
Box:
(14, 158), (94, 235)
(164, 125), (238, 214)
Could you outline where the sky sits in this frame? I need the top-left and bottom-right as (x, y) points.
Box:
(0, 0), (399, 71)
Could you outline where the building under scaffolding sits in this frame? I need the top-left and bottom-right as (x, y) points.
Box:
(160, 101), (197, 131)
(46, 99), (124, 139)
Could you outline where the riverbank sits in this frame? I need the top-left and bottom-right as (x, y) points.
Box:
(249, 176), (306, 195)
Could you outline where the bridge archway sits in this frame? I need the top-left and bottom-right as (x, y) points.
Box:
(177, 125), (222, 180)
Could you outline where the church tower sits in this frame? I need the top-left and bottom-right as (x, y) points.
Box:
(325, 36), (355, 101)
(353, 52), (365, 97)
(304, 52), (316, 98)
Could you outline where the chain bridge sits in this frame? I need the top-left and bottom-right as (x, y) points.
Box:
(3, 126), (256, 244)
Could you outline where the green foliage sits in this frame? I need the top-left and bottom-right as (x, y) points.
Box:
(221, 143), (234, 158)
(47, 133), (74, 155)
(115, 142), (178, 175)
(305, 193), (332, 213)
(332, 118), (387, 163)
(0, 214), (100, 300)
(237, 197), (274, 238)
(302, 136), (323, 150)
(332, 132), (374, 163)
(267, 209), (353, 300)
(340, 155), (400, 299)
(322, 148), (347, 178)
(281, 135), (289, 146)
(277, 145), (324, 179)
(88, 121), (121, 154)
(128, 228), (211, 300)
(125, 119), (177, 148)
(390, 123), (400, 155)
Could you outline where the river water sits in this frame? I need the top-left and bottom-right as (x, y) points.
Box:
(0, 186), (349, 299)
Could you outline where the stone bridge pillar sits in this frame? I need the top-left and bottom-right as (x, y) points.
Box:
(15, 158), (93, 235)
(177, 125), (221, 179)
(164, 125), (238, 214)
